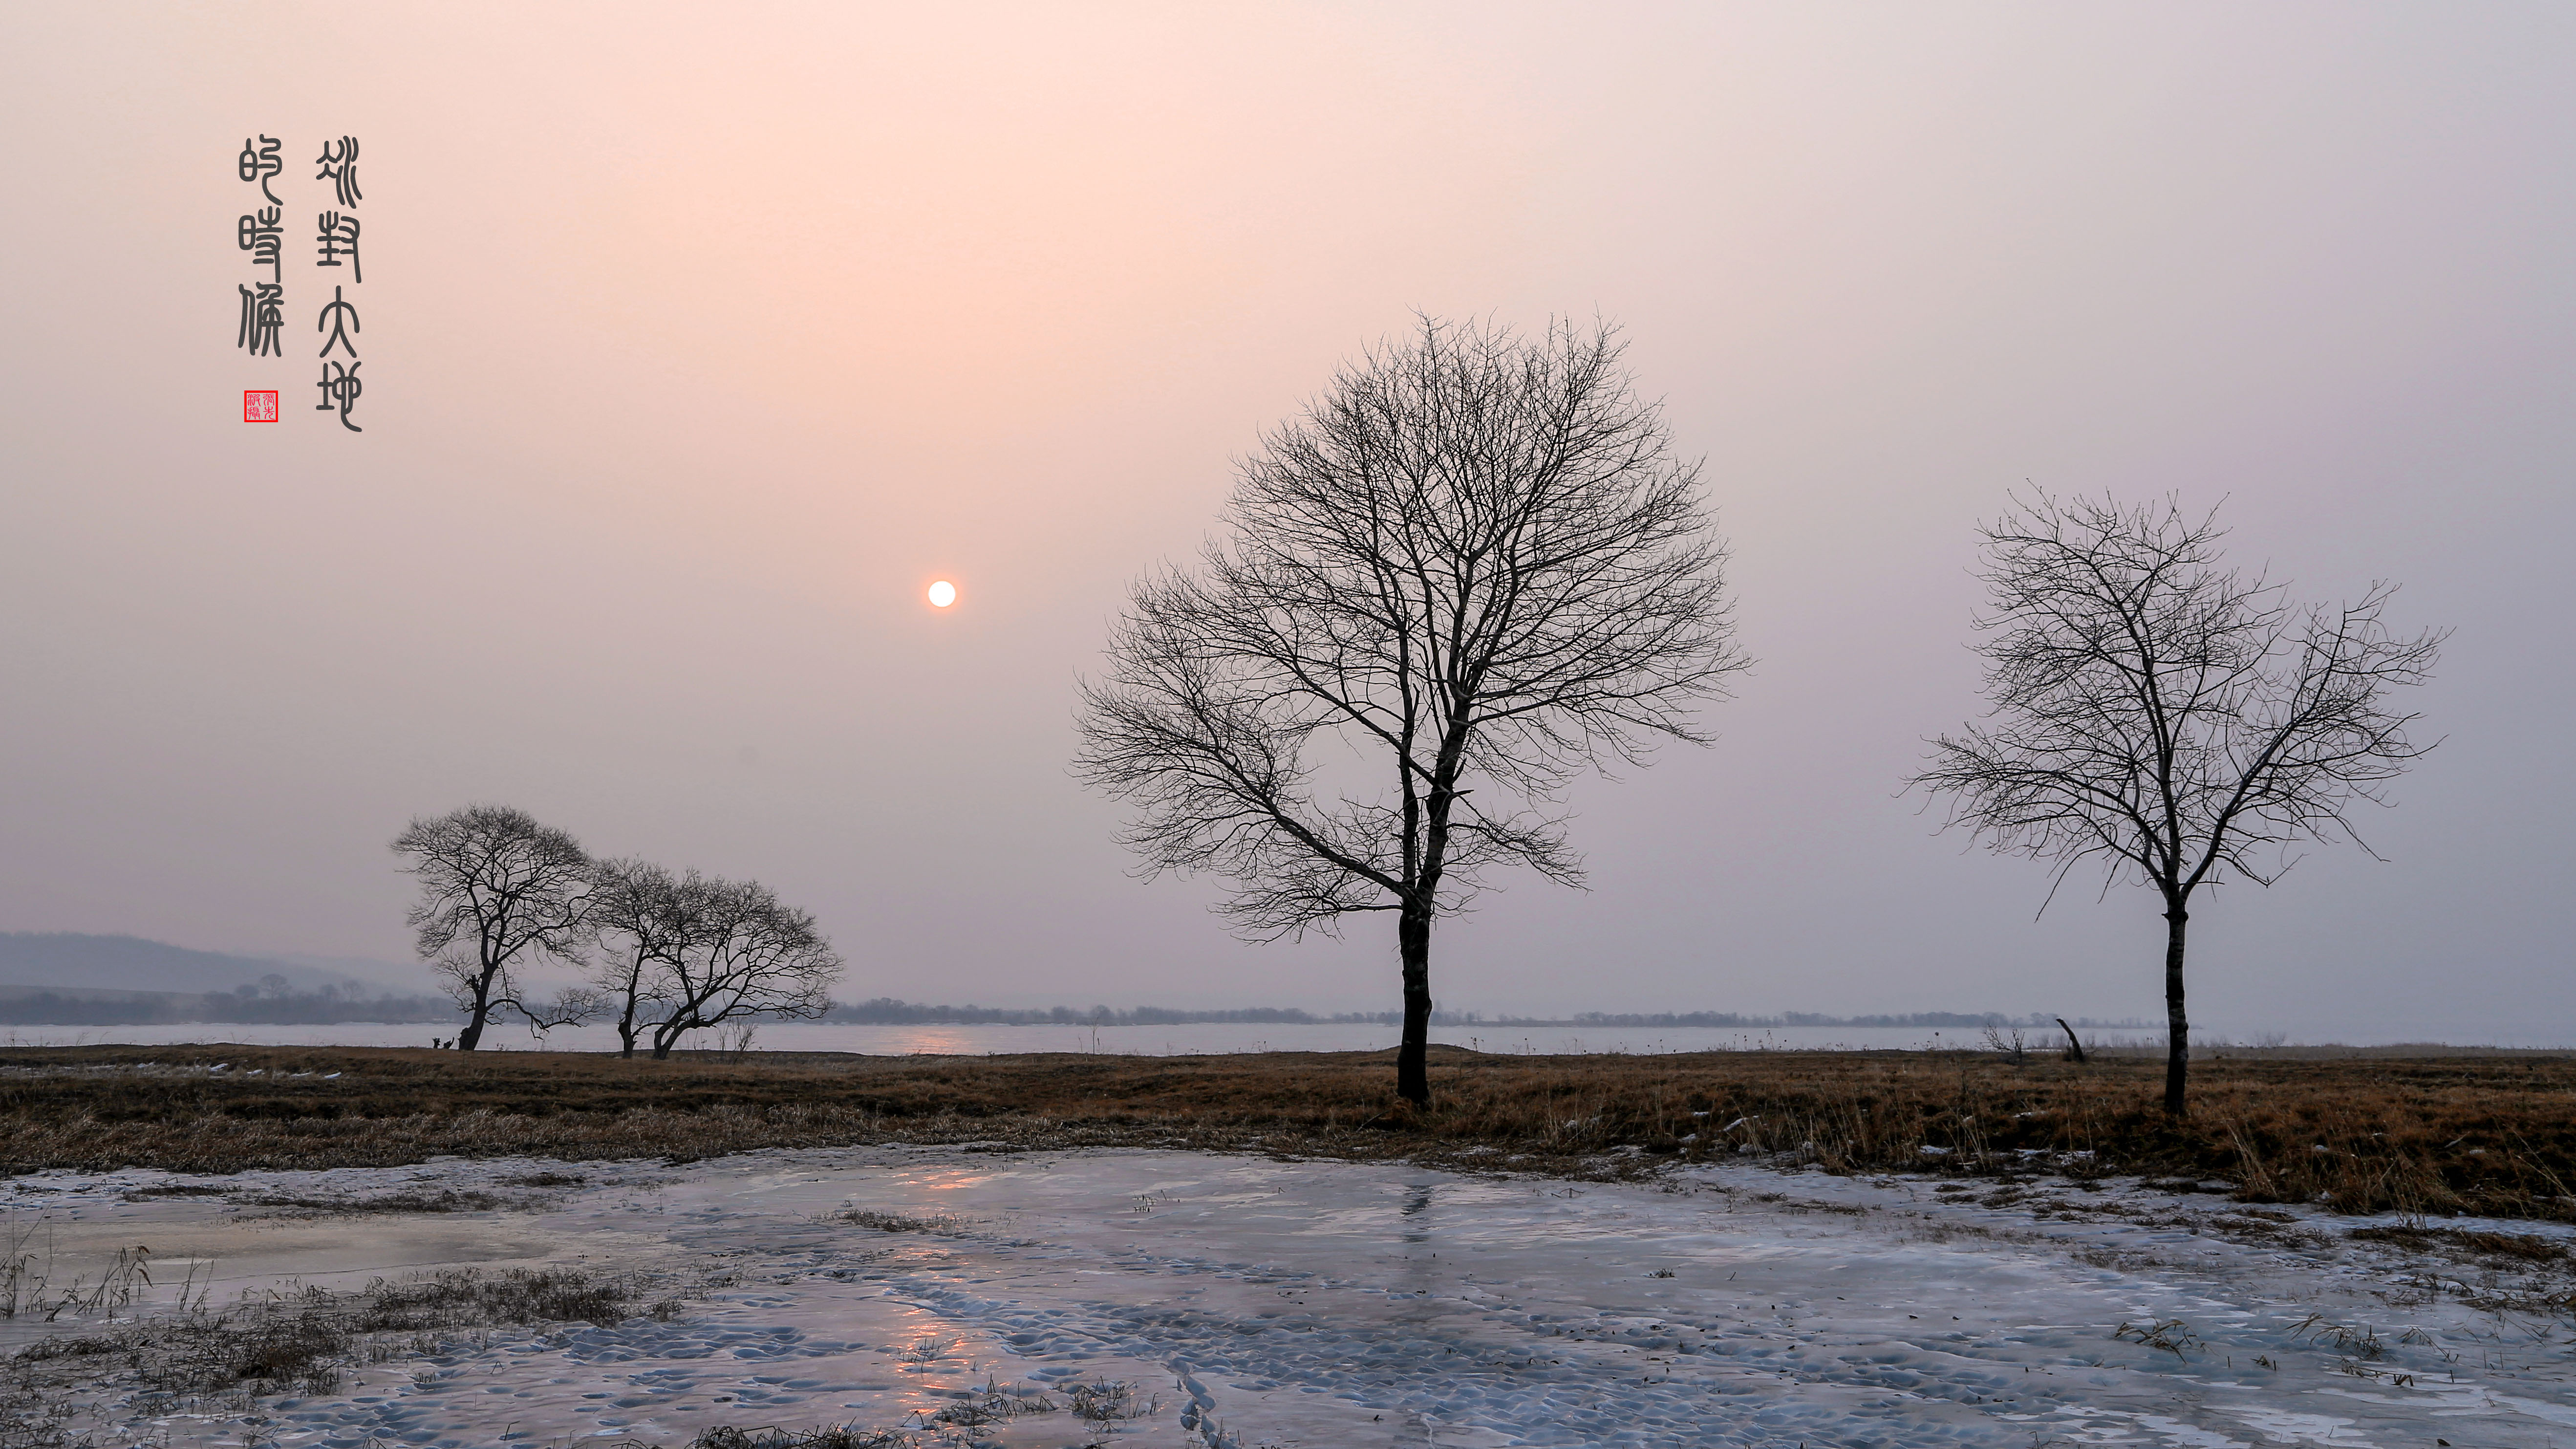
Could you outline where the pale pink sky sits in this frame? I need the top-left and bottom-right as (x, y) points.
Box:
(3, 4), (2570, 1036)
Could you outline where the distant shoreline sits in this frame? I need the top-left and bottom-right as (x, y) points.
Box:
(0, 987), (2153, 1032)
(816, 1000), (2156, 1030)
(5, 1019), (2562, 1056)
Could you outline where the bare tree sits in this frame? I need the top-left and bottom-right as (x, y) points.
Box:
(635, 875), (841, 1060)
(585, 857), (686, 1059)
(1074, 316), (1744, 1104)
(1910, 493), (2445, 1115)
(391, 804), (594, 1051)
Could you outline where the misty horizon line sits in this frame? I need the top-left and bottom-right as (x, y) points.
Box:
(0, 934), (2153, 1031)
(0, 979), (2151, 1032)
(823, 1001), (2151, 1030)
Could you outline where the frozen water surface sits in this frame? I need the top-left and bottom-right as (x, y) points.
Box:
(6, 1146), (2572, 1446)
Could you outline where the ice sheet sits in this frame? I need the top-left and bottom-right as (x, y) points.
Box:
(7, 1147), (2571, 1446)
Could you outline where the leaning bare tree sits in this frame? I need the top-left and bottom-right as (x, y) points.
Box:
(1910, 493), (2445, 1115)
(585, 857), (687, 1059)
(1075, 316), (1744, 1104)
(391, 804), (595, 1051)
(633, 875), (841, 1060)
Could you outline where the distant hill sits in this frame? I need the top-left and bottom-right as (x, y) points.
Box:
(258, 950), (426, 993)
(0, 933), (408, 995)
(0, 982), (451, 1026)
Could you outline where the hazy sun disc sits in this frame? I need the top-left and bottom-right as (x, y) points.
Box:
(926, 580), (958, 608)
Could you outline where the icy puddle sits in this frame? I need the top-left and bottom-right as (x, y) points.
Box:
(5, 1146), (2572, 1446)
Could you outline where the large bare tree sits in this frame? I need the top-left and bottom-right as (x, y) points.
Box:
(605, 866), (829, 1062)
(1075, 316), (1744, 1104)
(391, 804), (594, 1051)
(1911, 493), (2445, 1115)
(584, 857), (686, 1059)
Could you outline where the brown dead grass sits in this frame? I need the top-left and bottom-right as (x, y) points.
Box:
(3, 1043), (2573, 1221)
(10, 1266), (649, 1406)
(2348, 1223), (2568, 1261)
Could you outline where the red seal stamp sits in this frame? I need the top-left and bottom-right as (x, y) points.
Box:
(243, 389), (279, 422)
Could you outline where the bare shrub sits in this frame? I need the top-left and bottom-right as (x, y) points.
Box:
(838, 1209), (964, 1235)
(1067, 1378), (1157, 1424)
(4, 1264), (649, 1410)
(693, 1427), (910, 1449)
(2287, 1311), (2385, 1360)
(921, 1378), (1062, 1429)
(2112, 1317), (2202, 1360)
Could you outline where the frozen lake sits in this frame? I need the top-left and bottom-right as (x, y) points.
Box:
(4, 1018), (2559, 1055)
(8, 1144), (2571, 1446)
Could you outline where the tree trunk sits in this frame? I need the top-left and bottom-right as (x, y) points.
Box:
(1396, 909), (1432, 1105)
(2162, 905), (2190, 1116)
(458, 973), (494, 1052)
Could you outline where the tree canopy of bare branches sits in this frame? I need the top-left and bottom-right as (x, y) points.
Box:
(1074, 316), (1745, 1103)
(584, 857), (686, 1058)
(390, 804), (593, 1051)
(1911, 492), (2446, 1114)
(585, 860), (842, 1060)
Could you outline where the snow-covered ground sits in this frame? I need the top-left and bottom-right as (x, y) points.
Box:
(6, 1146), (2571, 1447)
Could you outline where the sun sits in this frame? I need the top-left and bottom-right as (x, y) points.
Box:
(926, 580), (958, 608)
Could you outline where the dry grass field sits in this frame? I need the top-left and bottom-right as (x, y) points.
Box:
(4, 1043), (2572, 1222)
